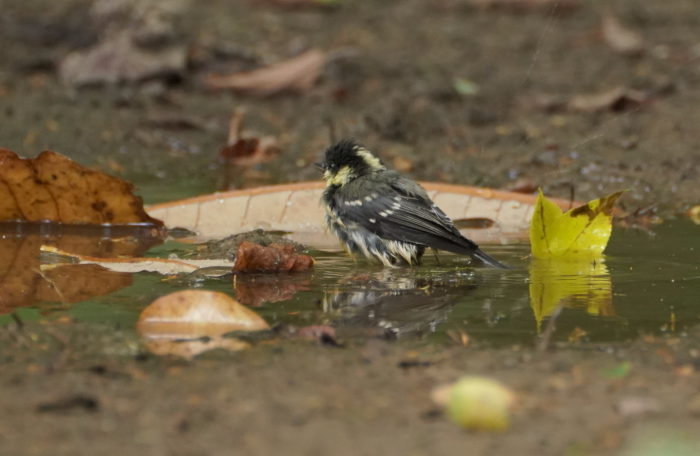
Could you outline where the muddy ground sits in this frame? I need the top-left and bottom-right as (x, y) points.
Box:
(1, 322), (700, 456)
(1, 0), (700, 455)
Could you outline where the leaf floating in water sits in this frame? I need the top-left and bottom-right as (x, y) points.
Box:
(233, 241), (314, 273)
(137, 290), (270, 358)
(0, 148), (162, 226)
(40, 246), (233, 275)
(530, 190), (623, 259)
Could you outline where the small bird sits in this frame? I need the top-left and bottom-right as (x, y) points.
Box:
(318, 140), (508, 268)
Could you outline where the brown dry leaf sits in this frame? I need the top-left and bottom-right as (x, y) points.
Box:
(568, 87), (648, 113)
(466, 0), (580, 12)
(232, 241), (314, 273)
(506, 177), (538, 194)
(263, 0), (340, 7)
(220, 138), (280, 166)
(0, 148), (162, 226)
(602, 13), (644, 56)
(234, 274), (310, 307)
(137, 290), (269, 358)
(204, 49), (326, 95)
(218, 109), (280, 167)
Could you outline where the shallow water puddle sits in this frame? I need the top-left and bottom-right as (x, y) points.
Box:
(1, 221), (698, 356)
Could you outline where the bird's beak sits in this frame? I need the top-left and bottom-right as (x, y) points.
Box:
(314, 161), (326, 171)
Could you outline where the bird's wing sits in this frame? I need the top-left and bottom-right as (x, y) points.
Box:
(332, 179), (479, 255)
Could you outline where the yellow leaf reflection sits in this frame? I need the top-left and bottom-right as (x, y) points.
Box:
(529, 258), (613, 330)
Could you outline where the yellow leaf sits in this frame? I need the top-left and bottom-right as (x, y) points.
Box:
(530, 190), (623, 258)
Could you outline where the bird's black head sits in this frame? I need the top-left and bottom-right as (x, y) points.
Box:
(318, 139), (385, 187)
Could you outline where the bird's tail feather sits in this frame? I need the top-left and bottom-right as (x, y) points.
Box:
(471, 248), (509, 269)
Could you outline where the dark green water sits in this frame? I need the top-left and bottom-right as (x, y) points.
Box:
(1, 221), (698, 352)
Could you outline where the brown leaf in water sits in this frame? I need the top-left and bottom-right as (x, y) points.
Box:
(0, 148), (162, 226)
(0, 236), (43, 313)
(0, 225), (159, 314)
(204, 49), (326, 95)
(232, 241), (314, 273)
(234, 274), (310, 307)
(601, 13), (644, 56)
(35, 264), (132, 304)
(568, 87), (648, 113)
(137, 290), (269, 358)
(137, 290), (270, 336)
(0, 235), (143, 314)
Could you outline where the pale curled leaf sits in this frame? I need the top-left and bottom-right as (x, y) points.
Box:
(204, 49), (326, 95)
(146, 182), (580, 245)
(602, 13), (644, 56)
(568, 87), (648, 113)
(40, 245), (233, 274)
(530, 190), (623, 258)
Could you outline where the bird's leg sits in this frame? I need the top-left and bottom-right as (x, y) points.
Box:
(431, 248), (441, 265)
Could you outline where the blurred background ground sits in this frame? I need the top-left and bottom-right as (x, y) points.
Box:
(1, 0), (699, 215)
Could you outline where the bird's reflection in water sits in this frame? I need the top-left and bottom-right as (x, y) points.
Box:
(322, 268), (479, 336)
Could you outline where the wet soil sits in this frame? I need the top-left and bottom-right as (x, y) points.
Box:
(1, 0), (700, 454)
